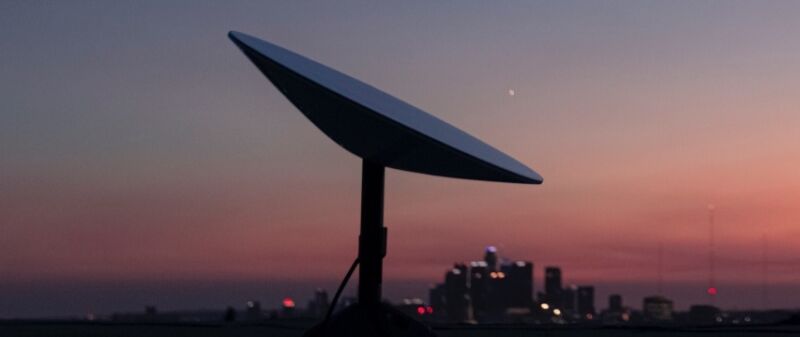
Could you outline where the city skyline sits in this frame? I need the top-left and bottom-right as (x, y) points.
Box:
(3, 1), (800, 318)
(4, 245), (782, 320)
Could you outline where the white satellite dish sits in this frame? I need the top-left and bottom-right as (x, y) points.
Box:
(229, 31), (543, 336)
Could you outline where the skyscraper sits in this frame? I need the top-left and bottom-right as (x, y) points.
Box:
(609, 294), (623, 313)
(505, 261), (533, 308)
(602, 294), (627, 324)
(484, 246), (498, 271)
(469, 261), (489, 319)
(429, 283), (446, 319)
(544, 267), (563, 308)
(562, 284), (577, 313)
(444, 264), (469, 322)
(577, 286), (595, 318)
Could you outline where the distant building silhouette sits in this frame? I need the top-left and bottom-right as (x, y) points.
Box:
(562, 284), (577, 314)
(485, 264), (507, 319)
(577, 286), (595, 318)
(643, 296), (674, 322)
(396, 298), (434, 320)
(469, 261), (489, 320)
(306, 289), (330, 319)
(444, 264), (469, 322)
(689, 305), (722, 324)
(224, 306), (237, 322)
(428, 247), (600, 323)
(505, 261), (534, 308)
(428, 283), (446, 319)
(110, 306), (178, 322)
(433, 249), (521, 321)
(609, 294), (623, 313)
(602, 294), (629, 324)
(544, 267), (563, 308)
(484, 246), (498, 271)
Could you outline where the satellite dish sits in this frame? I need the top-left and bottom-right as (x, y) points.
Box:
(229, 31), (541, 185)
(228, 31), (543, 336)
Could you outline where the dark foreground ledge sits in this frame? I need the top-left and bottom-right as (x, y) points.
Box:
(2, 320), (800, 337)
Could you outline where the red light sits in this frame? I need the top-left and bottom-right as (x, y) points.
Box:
(416, 306), (425, 315)
(707, 287), (717, 296)
(282, 297), (296, 308)
(426, 306), (434, 314)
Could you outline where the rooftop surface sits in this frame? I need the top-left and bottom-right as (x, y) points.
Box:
(3, 320), (800, 337)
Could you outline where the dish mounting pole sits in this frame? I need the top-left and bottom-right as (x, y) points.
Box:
(358, 160), (386, 307)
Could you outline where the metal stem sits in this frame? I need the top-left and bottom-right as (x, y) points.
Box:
(358, 160), (386, 307)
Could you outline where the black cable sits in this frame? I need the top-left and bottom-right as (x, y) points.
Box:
(323, 257), (359, 324)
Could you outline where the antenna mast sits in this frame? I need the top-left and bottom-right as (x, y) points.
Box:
(761, 233), (768, 310)
(657, 241), (664, 295)
(707, 204), (717, 304)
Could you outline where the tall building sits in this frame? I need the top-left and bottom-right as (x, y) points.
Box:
(469, 261), (489, 319)
(602, 294), (628, 324)
(432, 247), (542, 323)
(643, 296), (674, 322)
(429, 283), (446, 318)
(577, 286), (595, 318)
(484, 246), (498, 271)
(609, 294), (623, 313)
(544, 267), (563, 308)
(444, 264), (469, 322)
(485, 263), (508, 319)
(562, 285), (577, 313)
(505, 261), (533, 308)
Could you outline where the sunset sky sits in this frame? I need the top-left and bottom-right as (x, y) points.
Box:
(3, 1), (800, 317)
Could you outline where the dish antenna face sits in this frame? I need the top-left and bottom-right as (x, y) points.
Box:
(229, 31), (542, 336)
(229, 31), (541, 185)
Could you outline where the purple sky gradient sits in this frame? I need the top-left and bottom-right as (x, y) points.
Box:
(3, 1), (800, 317)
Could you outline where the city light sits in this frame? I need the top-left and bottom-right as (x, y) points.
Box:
(282, 297), (295, 308)
(553, 309), (562, 316)
(540, 303), (550, 310)
(417, 306), (425, 315)
(707, 287), (718, 296)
